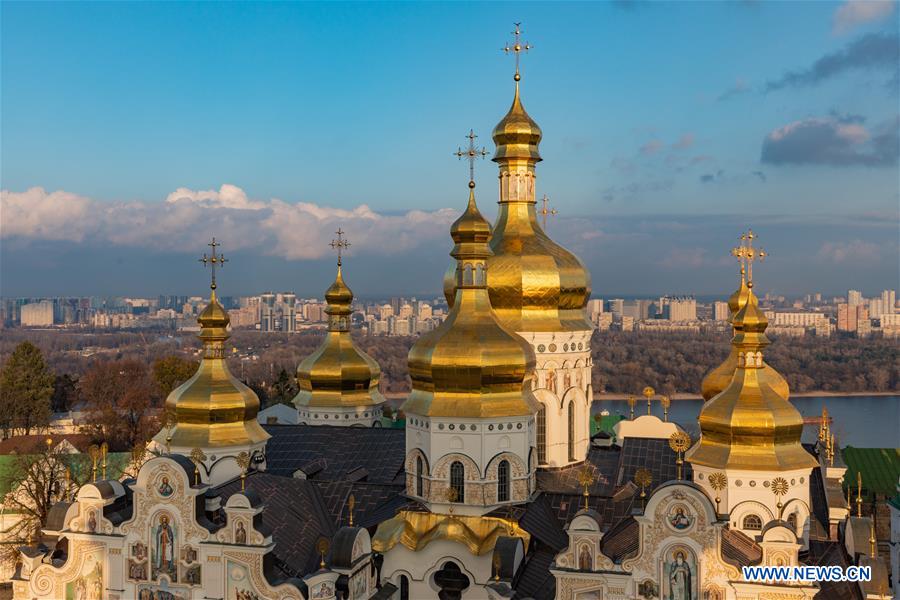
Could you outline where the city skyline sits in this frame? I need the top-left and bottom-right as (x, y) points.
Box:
(2, 2), (899, 296)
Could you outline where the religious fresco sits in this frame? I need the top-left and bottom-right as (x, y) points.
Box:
(157, 476), (174, 497)
(235, 520), (247, 544)
(137, 582), (190, 600)
(226, 561), (262, 600)
(181, 563), (202, 586)
(128, 559), (148, 581)
(65, 553), (102, 600)
(180, 546), (197, 564)
(638, 579), (659, 599)
(662, 546), (697, 600)
(151, 513), (178, 582)
(667, 505), (693, 531)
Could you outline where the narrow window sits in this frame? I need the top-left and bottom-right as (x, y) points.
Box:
(416, 456), (424, 497)
(400, 575), (409, 600)
(568, 401), (576, 461)
(498, 460), (510, 502)
(450, 461), (465, 503)
(536, 405), (547, 465)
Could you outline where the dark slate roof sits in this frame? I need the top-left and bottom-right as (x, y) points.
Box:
(310, 480), (410, 530)
(536, 446), (621, 495)
(808, 466), (831, 541)
(512, 547), (556, 600)
(720, 527), (762, 567)
(263, 425), (406, 485)
(599, 516), (639, 563)
(217, 472), (336, 579)
(809, 540), (864, 600)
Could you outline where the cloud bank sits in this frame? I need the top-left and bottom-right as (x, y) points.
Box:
(0, 185), (457, 259)
(832, 0), (897, 35)
(761, 115), (899, 166)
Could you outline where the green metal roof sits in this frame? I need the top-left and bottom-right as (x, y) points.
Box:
(841, 446), (900, 498)
(591, 414), (625, 437)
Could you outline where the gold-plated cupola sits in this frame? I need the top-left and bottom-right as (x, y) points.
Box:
(294, 230), (385, 411)
(688, 269), (816, 472)
(444, 25), (591, 332)
(701, 232), (788, 401)
(154, 240), (269, 450)
(405, 174), (539, 419)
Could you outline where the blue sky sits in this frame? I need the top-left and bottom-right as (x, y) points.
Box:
(1, 1), (898, 297)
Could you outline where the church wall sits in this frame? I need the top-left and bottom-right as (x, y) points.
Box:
(380, 539), (498, 600)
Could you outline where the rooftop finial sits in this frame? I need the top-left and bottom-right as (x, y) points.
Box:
(455, 129), (488, 188)
(503, 23), (531, 82)
(199, 237), (228, 291)
(539, 194), (557, 230)
(330, 228), (350, 267)
(732, 229), (766, 288)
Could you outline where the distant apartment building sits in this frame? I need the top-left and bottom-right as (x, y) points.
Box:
(609, 299), (624, 318)
(713, 301), (730, 322)
(880, 313), (900, 338)
(587, 299), (603, 323)
(882, 289), (896, 313)
(20, 301), (54, 327)
(766, 311), (828, 328)
(635, 320), (701, 334)
(623, 299), (652, 321)
(661, 297), (697, 322)
(837, 303), (869, 333)
(847, 289), (862, 306)
(596, 312), (613, 331)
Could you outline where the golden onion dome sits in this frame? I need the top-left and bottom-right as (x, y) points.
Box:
(154, 289), (269, 449)
(446, 81), (592, 333)
(492, 82), (543, 162)
(404, 185), (539, 418)
(687, 287), (816, 471)
(701, 272), (789, 401)
(294, 264), (385, 409)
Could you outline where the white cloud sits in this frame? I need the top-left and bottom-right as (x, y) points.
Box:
(833, 0), (896, 35)
(1, 185), (457, 259)
(817, 239), (880, 263)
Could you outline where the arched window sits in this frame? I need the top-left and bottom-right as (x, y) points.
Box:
(415, 456), (424, 497)
(536, 405), (547, 465)
(578, 546), (592, 571)
(787, 512), (798, 533)
(568, 401), (576, 462)
(475, 264), (485, 285)
(742, 514), (763, 530)
(450, 461), (465, 503)
(463, 264), (473, 285)
(498, 460), (510, 502)
(400, 575), (409, 600)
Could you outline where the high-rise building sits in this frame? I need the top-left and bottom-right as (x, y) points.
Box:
(259, 292), (276, 331)
(587, 298), (603, 323)
(662, 297), (697, 322)
(713, 301), (730, 321)
(837, 303), (869, 333)
(623, 299), (651, 321)
(379, 304), (393, 320)
(609, 298), (624, 318)
(399, 303), (413, 319)
(868, 297), (884, 318)
(847, 289), (862, 306)
(282, 292), (297, 333)
(417, 303), (433, 320)
(20, 301), (54, 327)
(881, 289), (896, 314)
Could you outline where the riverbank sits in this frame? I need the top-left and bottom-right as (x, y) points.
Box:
(592, 391), (898, 400)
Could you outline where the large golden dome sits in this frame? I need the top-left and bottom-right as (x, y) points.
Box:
(444, 81), (592, 333)
(405, 186), (539, 418)
(294, 265), (385, 409)
(701, 269), (789, 401)
(154, 289), (269, 449)
(687, 287), (816, 471)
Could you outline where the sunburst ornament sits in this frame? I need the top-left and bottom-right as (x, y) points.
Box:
(634, 468), (652, 508)
(577, 465), (596, 510)
(88, 444), (100, 482)
(642, 386), (655, 416)
(661, 395), (671, 422)
(669, 431), (691, 480)
(771, 476), (790, 517)
(189, 448), (207, 485)
(708, 472), (727, 513)
(316, 537), (330, 569)
(236, 451), (251, 491)
(627, 395), (636, 420)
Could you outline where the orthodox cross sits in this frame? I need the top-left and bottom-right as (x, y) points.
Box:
(661, 395), (671, 422)
(539, 195), (557, 229)
(100, 441), (109, 480)
(455, 129), (488, 186)
(330, 228), (350, 267)
(503, 23), (532, 82)
(317, 537), (330, 569)
(856, 472), (863, 517)
(88, 444), (100, 482)
(627, 395), (636, 420)
(199, 237), (228, 291)
(733, 229), (766, 287)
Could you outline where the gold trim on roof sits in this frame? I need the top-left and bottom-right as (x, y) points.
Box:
(371, 510), (530, 556)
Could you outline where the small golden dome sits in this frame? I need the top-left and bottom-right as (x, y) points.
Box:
(701, 275), (788, 402)
(294, 264), (385, 409)
(688, 288), (816, 472)
(154, 289), (269, 449)
(404, 187), (539, 419)
(492, 82), (543, 162)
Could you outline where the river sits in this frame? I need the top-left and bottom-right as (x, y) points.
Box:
(591, 395), (900, 448)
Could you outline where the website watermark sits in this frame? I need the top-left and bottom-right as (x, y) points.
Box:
(742, 565), (871, 582)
